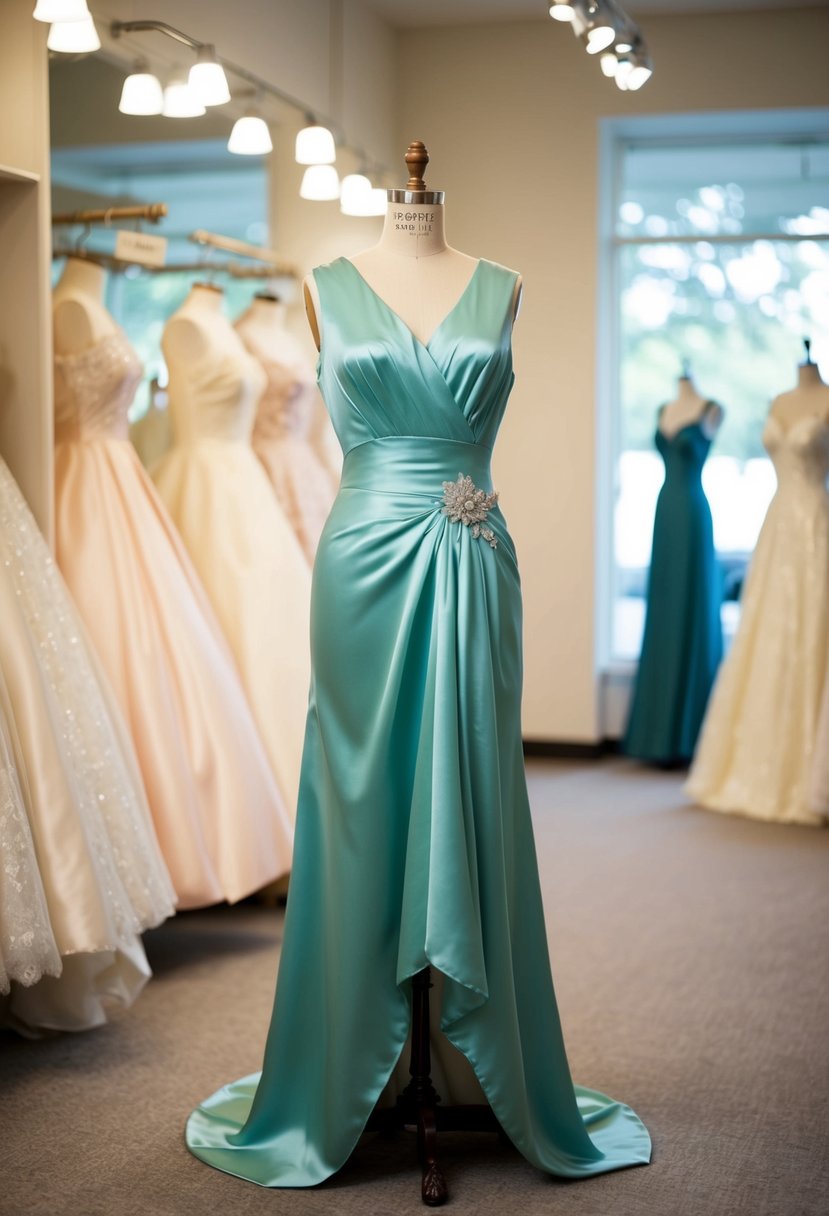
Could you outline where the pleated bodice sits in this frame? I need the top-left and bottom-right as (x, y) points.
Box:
(54, 331), (142, 443)
(165, 340), (267, 446)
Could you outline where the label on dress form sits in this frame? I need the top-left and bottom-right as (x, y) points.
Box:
(390, 208), (436, 238)
(114, 230), (168, 267)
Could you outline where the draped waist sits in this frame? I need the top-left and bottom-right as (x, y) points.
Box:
(341, 436), (493, 497)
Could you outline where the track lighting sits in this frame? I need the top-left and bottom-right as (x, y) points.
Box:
(228, 111), (273, 155)
(552, 1), (653, 89)
(295, 124), (337, 165)
(119, 62), (164, 115)
(47, 13), (100, 52)
(548, 2), (575, 20)
(300, 164), (340, 201)
(189, 45), (231, 107)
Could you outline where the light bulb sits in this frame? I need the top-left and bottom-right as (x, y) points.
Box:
(586, 25), (615, 54)
(548, 1), (575, 20)
(228, 113), (273, 155)
(300, 164), (340, 201)
(119, 67), (164, 116)
(47, 13), (100, 52)
(295, 125), (336, 165)
(627, 64), (653, 91)
(162, 77), (206, 118)
(599, 52), (618, 78)
(189, 45), (231, 107)
(340, 173), (372, 216)
(33, 0), (88, 21)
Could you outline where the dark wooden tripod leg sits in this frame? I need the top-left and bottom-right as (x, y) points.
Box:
(401, 967), (448, 1207)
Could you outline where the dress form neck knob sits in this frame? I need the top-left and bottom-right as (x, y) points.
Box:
(388, 139), (445, 206)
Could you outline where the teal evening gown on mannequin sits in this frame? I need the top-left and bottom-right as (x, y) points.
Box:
(186, 256), (651, 1185)
(624, 403), (723, 764)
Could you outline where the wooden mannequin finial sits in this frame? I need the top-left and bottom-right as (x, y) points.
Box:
(405, 141), (429, 192)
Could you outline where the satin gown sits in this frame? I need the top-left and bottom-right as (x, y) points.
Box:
(0, 456), (174, 1034)
(687, 412), (829, 825)
(53, 331), (294, 907)
(153, 325), (312, 812)
(624, 407), (723, 764)
(186, 257), (651, 1185)
(238, 338), (336, 564)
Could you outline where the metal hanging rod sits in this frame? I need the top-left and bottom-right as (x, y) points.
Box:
(189, 229), (295, 274)
(110, 19), (341, 141)
(52, 203), (168, 226)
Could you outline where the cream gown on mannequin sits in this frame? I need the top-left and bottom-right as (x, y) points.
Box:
(154, 286), (312, 811)
(687, 361), (829, 826)
(0, 455), (175, 1035)
(235, 296), (336, 563)
(52, 259), (294, 907)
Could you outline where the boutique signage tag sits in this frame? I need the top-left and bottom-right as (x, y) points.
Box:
(114, 229), (168, 268)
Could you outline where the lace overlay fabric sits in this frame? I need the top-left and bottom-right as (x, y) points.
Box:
(0, 457), (175, 947)
(687, 414), (829, 825)
(54, 331), (143, 443)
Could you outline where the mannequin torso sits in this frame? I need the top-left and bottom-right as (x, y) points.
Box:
(303, 203), (521, 350)
(659, 376), (723, 440)
(163, 283), (235, 365)
(770, 362), (829, 431)
(236, 296), (309, 368)
(53, 257), (117, 354)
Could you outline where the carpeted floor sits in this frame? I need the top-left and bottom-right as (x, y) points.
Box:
(2, 758), (827, 1216)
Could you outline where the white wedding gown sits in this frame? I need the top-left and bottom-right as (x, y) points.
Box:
(0, 457), (175, 1034)
(686, 412), (829, 827)
(811, 672), (829, 816)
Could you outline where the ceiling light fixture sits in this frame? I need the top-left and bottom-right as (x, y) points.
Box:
(119, 62), (164, 115)
(548, 1), (575, 20)
(300, 164), (340, 201)
(162, 73), (206, 118)
(33, 0), (88, 20)
(228, 111), (273, 155)
(340, 173), (373, 216)
(295, 124), (337, 165)
(599, 52), (618, 77)
(46, 13), (100, 52)
(189, 44), (231, 107)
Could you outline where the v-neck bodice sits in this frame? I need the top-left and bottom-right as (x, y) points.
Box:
(313, 256), (517, 456)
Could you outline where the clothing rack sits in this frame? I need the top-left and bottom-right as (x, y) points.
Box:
(189, 229), (297, 278)
(52, 203), (168, 226)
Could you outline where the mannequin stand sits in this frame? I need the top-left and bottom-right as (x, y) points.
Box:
(366, 967), (501, 1206)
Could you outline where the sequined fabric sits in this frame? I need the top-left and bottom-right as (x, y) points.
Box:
(0, 457), (176, 1031)
(0, 669), (61, 993)
(54, 331), (143, 443)
(687, 414), (829, 826)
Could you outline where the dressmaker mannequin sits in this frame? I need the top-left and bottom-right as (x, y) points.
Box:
(659, 364), (723, 439)
(304, 141), (522, 348)
(163, 282), (230, 365)
(770, 340), (829, 429)
(53, 257), (116, 353)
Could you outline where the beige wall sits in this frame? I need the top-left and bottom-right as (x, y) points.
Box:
(398, 7), (829, 742)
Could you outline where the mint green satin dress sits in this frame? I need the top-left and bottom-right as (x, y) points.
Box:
(185, 256), (651, 1186)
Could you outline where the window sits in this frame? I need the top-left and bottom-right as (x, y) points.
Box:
(603, 112), (829, 663)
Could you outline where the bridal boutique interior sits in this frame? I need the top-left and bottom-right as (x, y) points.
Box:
(1, 1), (828, 1214)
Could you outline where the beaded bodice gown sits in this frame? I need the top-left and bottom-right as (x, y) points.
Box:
(185, 256), (651, 1186)
(53, 329), (294, 907)
(624, 404), (723, 763)
(153, 319), (312, 812)
(687, 412), (829, 825)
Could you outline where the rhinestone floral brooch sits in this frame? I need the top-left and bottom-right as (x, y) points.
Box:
(440, 473), (499, 548)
